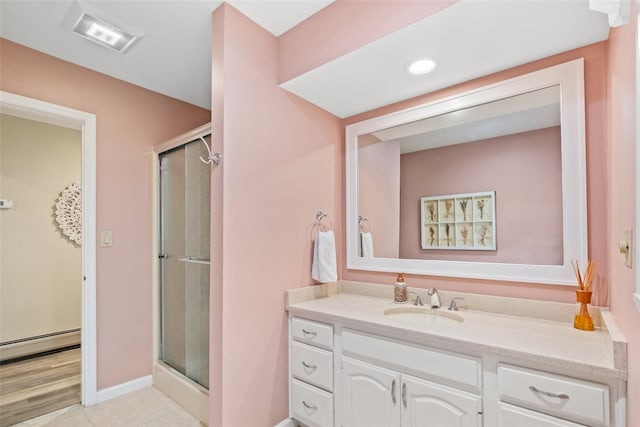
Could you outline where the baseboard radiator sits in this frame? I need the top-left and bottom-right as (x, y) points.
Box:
(0, 329), (81, 361)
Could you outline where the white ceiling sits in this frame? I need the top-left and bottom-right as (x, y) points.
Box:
(281, 0), (610, 118)
(372, 86), (561, 154)
(0, 1), (609, 117)
(0, 0), (334, 110)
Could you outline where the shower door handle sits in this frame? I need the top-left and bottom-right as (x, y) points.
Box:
(177, 256), (210, 265)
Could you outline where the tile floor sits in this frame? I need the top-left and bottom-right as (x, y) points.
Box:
(12, 386), (202, 427)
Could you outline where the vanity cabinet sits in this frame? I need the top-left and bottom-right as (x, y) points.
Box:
(287, 311), (624, 427)
(341, 357), (481, 427)
(290, 318), (335, 427)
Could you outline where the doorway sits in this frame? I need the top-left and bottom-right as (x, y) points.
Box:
(0, 92), (97, 418)
(0, 114), (82, 425)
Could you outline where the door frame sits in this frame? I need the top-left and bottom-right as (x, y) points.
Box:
(0, 91), (98, 405)
(635, 0), (640, 313)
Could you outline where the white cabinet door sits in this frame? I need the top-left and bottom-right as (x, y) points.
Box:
(341, 357), (401, 427)
(402, 374), (482, 427)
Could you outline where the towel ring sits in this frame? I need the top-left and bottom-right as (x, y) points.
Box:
(359, 216), (371, 233)
(315, 210), (332, 234)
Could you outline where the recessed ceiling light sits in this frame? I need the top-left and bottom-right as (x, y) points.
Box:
(407, 59), (436, 75)
(61, 1), (143, 54)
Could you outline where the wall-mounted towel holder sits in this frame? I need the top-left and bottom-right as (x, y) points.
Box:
(315, 210), (332, 234)
(198, 136), (222, 165)
(358, 216), (371, 233)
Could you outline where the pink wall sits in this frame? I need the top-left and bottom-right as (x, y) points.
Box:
(210, 5), (343, 426)
(358, 136), (400, 258)
(342, 42), (608, 304)
(606, 6), (640, 424)
(278, 0), (458, 83)
(398, 127), (563, 264)
(0, 39), (211, 389)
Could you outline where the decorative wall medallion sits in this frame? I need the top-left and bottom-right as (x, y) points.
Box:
(55, 181), (82, 245)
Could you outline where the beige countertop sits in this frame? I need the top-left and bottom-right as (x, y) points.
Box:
(286, 281), (627, 381)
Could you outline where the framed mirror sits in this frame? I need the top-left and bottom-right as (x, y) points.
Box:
(346, 59), (587, 285)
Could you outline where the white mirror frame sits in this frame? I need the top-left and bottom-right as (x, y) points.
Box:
(346, 59), (588, 285)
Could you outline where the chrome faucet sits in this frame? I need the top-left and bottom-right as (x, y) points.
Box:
(448, 297), (464, 311)
(427, 287), (440, 308)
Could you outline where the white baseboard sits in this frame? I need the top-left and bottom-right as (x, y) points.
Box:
(0, 330), (80, 361)
(96, 375), (153, 404)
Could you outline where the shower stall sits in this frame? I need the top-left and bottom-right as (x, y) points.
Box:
(154, 126), (211, 424)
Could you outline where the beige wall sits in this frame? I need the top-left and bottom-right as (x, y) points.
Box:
(0, 114), (81, 343)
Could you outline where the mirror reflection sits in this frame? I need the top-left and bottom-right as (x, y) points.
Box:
(357, 86), (563, 266)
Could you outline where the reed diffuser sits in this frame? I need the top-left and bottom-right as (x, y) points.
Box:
(572, 260), (595, 331)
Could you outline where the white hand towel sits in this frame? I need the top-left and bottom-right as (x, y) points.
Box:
(360, 232), (374, 258)
(311, 230), (337, 283)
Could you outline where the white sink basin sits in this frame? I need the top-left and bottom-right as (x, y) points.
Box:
(383, 306), (464, 324)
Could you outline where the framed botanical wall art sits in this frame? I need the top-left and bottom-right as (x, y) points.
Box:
(420, 191), (496, 250)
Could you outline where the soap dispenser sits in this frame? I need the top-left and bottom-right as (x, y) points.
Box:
(394, 273), (408, 303)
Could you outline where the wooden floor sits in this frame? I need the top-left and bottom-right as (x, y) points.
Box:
(0, 348), (80, 427)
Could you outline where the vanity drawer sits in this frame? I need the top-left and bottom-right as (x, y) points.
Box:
(291, 378), (334, 427)
(341, 329), (481, 392)
(498, 403), (586, 427)
(497, 364), (610, 426)
(291, 317), (333, 351)
(291, 341), (333, 392)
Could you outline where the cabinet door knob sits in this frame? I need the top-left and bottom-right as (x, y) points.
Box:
(391, 379), (397, 404)
(302, 329), (317, 337)
(529, 385), (570, 399)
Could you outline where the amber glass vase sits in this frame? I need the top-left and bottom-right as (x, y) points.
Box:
(574, 290), (594, 331)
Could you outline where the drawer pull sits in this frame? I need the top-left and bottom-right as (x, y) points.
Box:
(301, 361), (317, 370)
(529, 385), (570, 400)
(391, 379), (396, 404)
(302, 329), (318, 337)
(302, 400), (318, 411)
(402, 382), (407, 408)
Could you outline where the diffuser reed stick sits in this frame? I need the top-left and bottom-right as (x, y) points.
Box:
(572, 260), (595, 291)
(572, 259), (595, 331)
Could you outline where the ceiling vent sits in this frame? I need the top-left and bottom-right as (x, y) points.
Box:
(61, 1), (143, 53)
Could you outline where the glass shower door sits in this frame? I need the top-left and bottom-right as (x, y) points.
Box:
(159, 137), (210, 389)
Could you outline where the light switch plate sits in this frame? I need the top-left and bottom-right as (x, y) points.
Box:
(101, 231), (113, 248)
